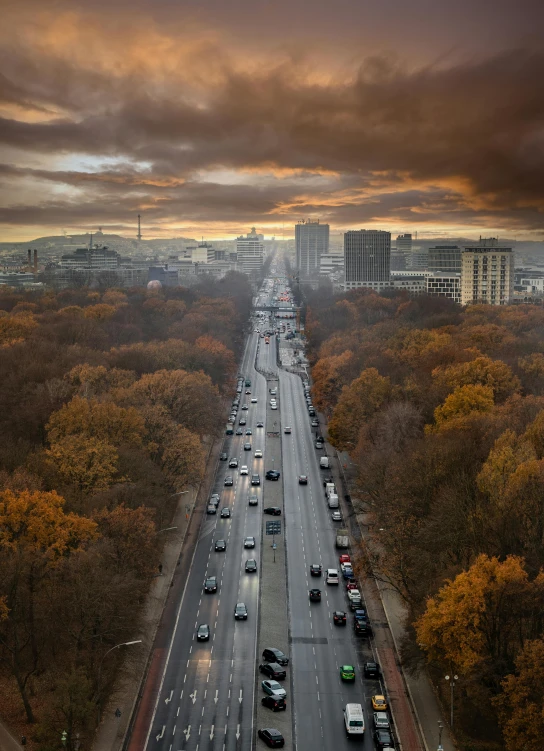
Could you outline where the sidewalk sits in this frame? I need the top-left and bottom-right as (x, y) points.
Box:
(334, 449), (456, 751)
(0, 721), (22, 751)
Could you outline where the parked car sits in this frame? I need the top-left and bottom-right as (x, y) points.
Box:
(373, 712), (390, 729)
(257, 728), (285, 747)
(374, 728), (395, 749)
(261, 697), (286, 713)
(266, 470), (281, 481)
(264, 507), (281, 516)
(206, 504), (217, 514)
(219, 452), (228, 461)
(262, 648), (289, 666)
(364, 662), (381, 678)
(259, 663), (286, 680)
(261, 681), (286, 699)
(371, 695), (388, 711)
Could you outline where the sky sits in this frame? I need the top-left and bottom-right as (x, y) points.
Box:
(0, 0), (543, 242)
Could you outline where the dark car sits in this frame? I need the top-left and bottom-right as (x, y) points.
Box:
(259, 663), (287, 680)
(229, 458), (238, 468)
(235, 427), (243, 435)
(364, 661), (381, 678)
(309, 588), (321, 602)
(353, 608), (367, 620)
(220, 507), (231, 518)
(204, 576), (217, 593)
(234, 602), (248, 620)
(239, 418), (246, 426)
(310, 564), (322, 576)
(264, 507), (282, 516)
(219, 452), (228, 461)
(245, 559), (257, 573)
(214, 539), (226, 552)
(257, 421), (264, 428)
(257, 728), (285, 748)
(355, 619), (370, 636)
(333, 610), (347, 626)
(244, 442), (252, 451)
(298, 475), (308, 485)
(251, 474), (261, 486)
(374, 729), (395, 749)
(224, 476), (233, 486)
(245, 429), (252, 435)
(315, 440), (324, 449)
(248, 495), (259, 506)
(261, 696), (287, 712)
(196, 624), (210, 641)
(262, 648), (289, 666)
(266, 470), (281, 481)
(311, 419), (319, 427)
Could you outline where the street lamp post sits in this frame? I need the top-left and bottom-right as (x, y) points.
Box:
(97, 640), (142, 724)
(437, 720), (444, 751)
(444, 674), (458, 728)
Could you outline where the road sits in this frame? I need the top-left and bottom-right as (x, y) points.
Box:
(139, 329), (265, 751)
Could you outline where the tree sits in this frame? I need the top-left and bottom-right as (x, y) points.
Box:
(328, 368), (391, 451)
(0, 313), (37, 345)
(47, 396), (145, 448)
(47, 435), (119, 496)
(476, 429), (536, 504)
(311, 351), (355, 416)
(496, 638), (544, 751)
(432, 355), (521, 403)
(433, 384), (495, 429)
(93, 505), (158, 578)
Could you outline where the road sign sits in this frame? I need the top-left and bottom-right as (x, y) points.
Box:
(266, 521), (281, 535)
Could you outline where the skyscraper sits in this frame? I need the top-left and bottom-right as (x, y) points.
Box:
(428, 245), (461, 273)
(461, 238), (514, 306)
(396, 233), (412, 253)
(343, 230), (391, 291)
(236, 227), (264, 279)
(295, 220), (329, 275)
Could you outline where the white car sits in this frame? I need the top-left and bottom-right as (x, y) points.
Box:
(251, 397), (258, 403)
(254, 449), (263, 458)
(270, 400), (277, 406)
(240, 465), (249, 475)
(271, 404), (278, 410)
(262, 680), (286, 698)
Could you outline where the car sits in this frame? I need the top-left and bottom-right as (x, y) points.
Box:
(248, 495), (259, 506)
(262, 648), (289, 666)
(266, 470), (280, 481)
(311, 419), (319, 427)
(235, 428), (243, 435)
(206, 504), (217, 514)
(245, 559), (257, 573)
(364, 662), (381, 678)
(346, 581), (359, 592)
(251, 474), (261, 485)
(309, 588), (321, 601)
(224, 476), (233, 486)
(244, 442), (252, 451)
(261, 680), (286, 699)
(353, 608), (367, 620)
(229, 458), (238, 468)
(333, 610), (347, 626)
(239, 417), (247, 426)
(374, 729), (395, 749)
(339, 664), (355, 681)
(204, 576), (217, 593)
(284, 427), (291, 434)
(310, 564), (322, 576)
(251, 397), (258, 403)
(270, 389), (277, 395)
(315, 440), (324, 449)
(242, 404), (249, 410)
(240, 465), (249, 475)
(214, 539), (226, 552)
(219, 452), (228, 461)
(257, 728), (285, 747)
(259, 663), (286, 680)
(271, 404), (277, 410)
(246, 389), (251, 394)
(254, 449), (263, 458)
(264, 507), (281, 516)
(339, 554), (351, 565)
(298, 475), (308, 485)
(245, 429), (252, 435)
(244, 536), (256, 548)
(269, 400), (277, 406)
(373, 712), (390, 729)
(234, 602), (248, 620)
(257, 421), (264, 428)
(261, 696), (286, 713)
(220, 507), (231, 518)
(372, 695), (388, 711)
(343, 567), (355, 580)
(196, 624), (210, 641)
(331, 510), (342, 521)
(210, 493), (220, 505)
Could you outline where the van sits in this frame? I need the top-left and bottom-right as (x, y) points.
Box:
(328, 493), (339, 509)
(320, 457), (330, 469)
(325, 482), (336, 497)
(326, 568), (339, 584)
(344, 703), (365, 736)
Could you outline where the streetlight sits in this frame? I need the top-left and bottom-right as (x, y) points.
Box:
(437, 720), (444, 751)
(444, 674), (458, 728)
(97, 641), (142, 724)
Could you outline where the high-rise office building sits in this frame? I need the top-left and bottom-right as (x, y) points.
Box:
(236, 227), (264, 279)
(428, 245), (461, 274)
(295, 220), (329, 275)
(343, 230), (391, 291)
(396, 233), (412, 253)
(461, 238), (514, 306)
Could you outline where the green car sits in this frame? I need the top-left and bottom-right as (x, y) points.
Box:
(340, 664), (355, 681)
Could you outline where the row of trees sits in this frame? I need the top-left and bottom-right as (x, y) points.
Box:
(306, 288), (544, 750)
(0, 273), (252, 747)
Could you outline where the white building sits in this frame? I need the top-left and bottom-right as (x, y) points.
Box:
(344, 230), (391, 291)
(426, 272), (461, 303)
(461, 238), (514, 306)
(295, 220), (329, 275)
(319, 252), (344, 276)
(236, 228), (264, 279)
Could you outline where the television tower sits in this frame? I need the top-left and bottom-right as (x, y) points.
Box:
(137, 214), (142, 242)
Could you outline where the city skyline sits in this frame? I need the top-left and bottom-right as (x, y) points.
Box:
(1, 0), (543, 242)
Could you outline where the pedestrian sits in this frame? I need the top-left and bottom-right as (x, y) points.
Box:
(158, 563), (163, 574)
(21, 737), (26, 746)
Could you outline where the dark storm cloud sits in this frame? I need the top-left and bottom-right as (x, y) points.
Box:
(0, 1), (543, 236)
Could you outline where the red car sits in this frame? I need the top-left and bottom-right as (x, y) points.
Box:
(339, 554), (351, 565)
(346, 581), (359, 592)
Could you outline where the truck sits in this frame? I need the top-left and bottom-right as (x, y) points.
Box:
(336, 528), (349, 549)
(328, 493), (339, 509)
